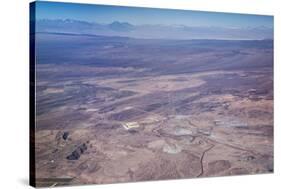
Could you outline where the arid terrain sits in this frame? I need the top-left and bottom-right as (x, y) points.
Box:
(34, 33), (273, 187)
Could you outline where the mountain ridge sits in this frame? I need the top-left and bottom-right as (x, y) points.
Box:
(36, 19), (273, 40)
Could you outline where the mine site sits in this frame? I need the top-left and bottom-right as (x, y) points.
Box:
(34, 33), (273, 187)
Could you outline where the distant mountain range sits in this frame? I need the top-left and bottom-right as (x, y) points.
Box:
(36, 19), (273, 40)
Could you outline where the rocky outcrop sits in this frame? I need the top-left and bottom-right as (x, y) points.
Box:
(66, 143), (87, 160)
(62, 132), (69, 140)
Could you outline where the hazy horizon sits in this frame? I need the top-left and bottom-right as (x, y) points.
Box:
(35, 1), (273, 28)
(33, 1), (274, 40)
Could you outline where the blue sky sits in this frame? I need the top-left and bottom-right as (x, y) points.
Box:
(35, 1), (273, 28)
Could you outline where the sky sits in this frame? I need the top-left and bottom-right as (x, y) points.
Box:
(34, 1), (273, 28)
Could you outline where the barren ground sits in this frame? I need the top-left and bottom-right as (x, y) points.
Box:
(34, 33), (273, 187)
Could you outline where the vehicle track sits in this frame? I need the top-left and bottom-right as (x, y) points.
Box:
(196, 142), (215, 177)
